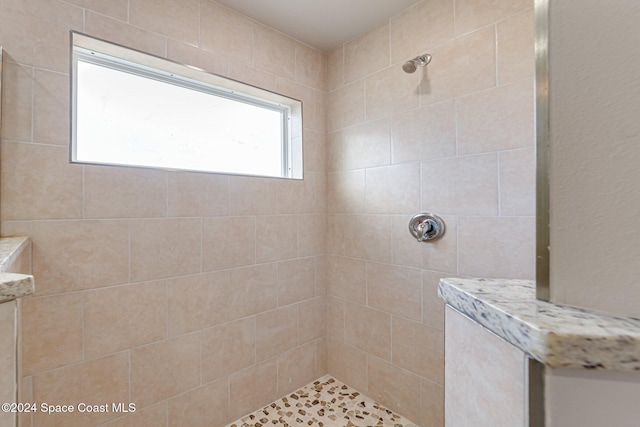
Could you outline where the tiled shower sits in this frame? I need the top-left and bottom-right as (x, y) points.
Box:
(0, 0), (534, 426)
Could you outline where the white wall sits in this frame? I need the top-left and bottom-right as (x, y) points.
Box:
(548, 0), (640, 318)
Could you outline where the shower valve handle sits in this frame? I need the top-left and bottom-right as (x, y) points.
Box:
(408, 213), (445, 242)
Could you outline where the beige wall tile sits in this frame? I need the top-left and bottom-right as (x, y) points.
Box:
(365, 163), (420, 214)
(344, 302), (391, 360)
(277, 78), (315, 112)
(32, 353), (129, 426)
(366, 66), (420, 120)
(457, 79), (534, 155)
(497, 9), (534, 85)
(327, 46), (344, 91)
(256, 305), (298, 361)
(311, 88), (328, 133)
(0, 0), (83, 72)
(500, 147), (536, 216)
(458, 216), (535, 279)
(202, 317), (255, 383)
(295, 43), (327, 90)
(327, 130), (346, 173)
(1, 61), (32, 142)
(367, 355), (421, 424)
(33, 69), (68, 145)
(4, 240), (32, 274)
(84, 166), (167, 219)
(102, 402), (167, 427)
(326, 296), (345, 341)
(277, 173), (321, 215)
(314, 173), (328, 214)
(420, 27), (496, 105)
(344, 24), (389, 83)
(63, 0), (128, 21)
(390, 0), (454, 64)
(316, 338), (328, 376)
(367, 262), (421, 322)
(326, 214), (346, 256)
(228, 60), (276, 91)
(421, 154), (499, 216)
(85, 281), (167, 358)
(168, 378), (229, 427)
(256, 216), (298, 263)
(277, 342), (317, 395)
(229, 359), (278, 420)
(326, 338), (367, 392)
(392, 317), (444, 384)
(315, 255), (327, 297)
(167, 271), (230, 337)
(445, 307), (527, 427)
(85, 12), (167, 58)
(166, 39), (228, 76)
(254, 24), (295, 80)
(298, 297), (326, 344)
(327, 170), (366, 214)
(1, 143), (83, 220)
(229, 176), (278, 216)
(201, 0), (254, 65)
(326, 256), (366, 304)
(0, 221), (32, 238)
(31, 220), (129, 295)
(202, 216), (255, 271)
(130, 218), (202, 282)
(297, 214), (326, 257)
(392, 214), (458, 273)
(277, 258), (315, 306)
(17, 375), (32, 427)
(391, 100), (456, 164)
(131, 333), (201, 408)
(327, 80), (365, 132)
(0, 302), (15, 427)
(129, 0), (199, 46)
(343, 215), (392, 263)
(421, 379), (444, 427)
(455, 0), (531, 37)
(303, 129), (327, 173)
(228, 263), (278, 320)
(422, 270), (446, 330)
(341, 118), (391, 170)
(167, 172), (229, 217)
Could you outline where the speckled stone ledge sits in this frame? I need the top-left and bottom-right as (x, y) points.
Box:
(0, 236), (34, 303)
(438, 278), (640, 371)
(0, 273), (34, 303)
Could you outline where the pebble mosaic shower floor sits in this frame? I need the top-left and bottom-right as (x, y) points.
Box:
(225, 375), (419, 427)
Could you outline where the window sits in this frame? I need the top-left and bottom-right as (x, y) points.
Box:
(71, 32), (303, 179)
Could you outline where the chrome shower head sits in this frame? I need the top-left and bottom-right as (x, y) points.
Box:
(402, 54), (432, 73)
(402, 61), (417, 73)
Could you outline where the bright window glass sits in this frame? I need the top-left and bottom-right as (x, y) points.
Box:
(71, 34), (302, 179)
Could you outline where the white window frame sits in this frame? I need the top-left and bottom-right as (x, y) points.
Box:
(70, 32), (303, 179)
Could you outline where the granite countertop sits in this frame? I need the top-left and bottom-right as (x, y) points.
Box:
(438, 278), (640, 372)
(0, 236), (34, 303)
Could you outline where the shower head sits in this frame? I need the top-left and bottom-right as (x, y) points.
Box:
(402, 54), (432, 73)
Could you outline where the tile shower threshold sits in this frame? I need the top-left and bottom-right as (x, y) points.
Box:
(226, 375), (418, 427)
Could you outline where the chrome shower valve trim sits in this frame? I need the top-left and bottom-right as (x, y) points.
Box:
(408, 212), (445, 242)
